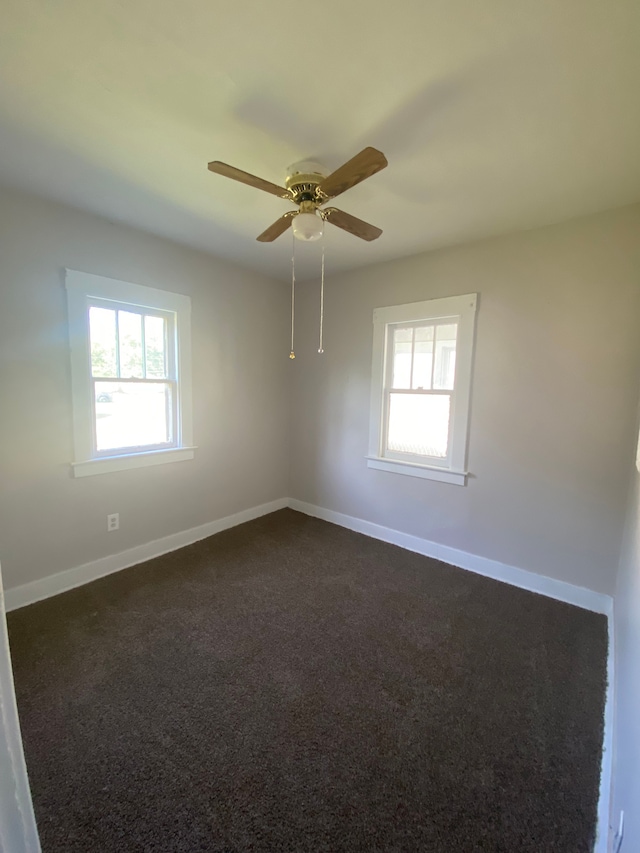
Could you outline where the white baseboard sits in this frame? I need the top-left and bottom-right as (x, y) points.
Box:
(8, 495), (612, 616)
(4, 497), (289, 612)
(288, 498), (612, 615)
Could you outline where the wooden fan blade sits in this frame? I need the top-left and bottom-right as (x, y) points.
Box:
(208, 161), (291, 199)
(316, 147), (388, 201)
(257, 212), (295, 242)
(323, 208), (382, 241)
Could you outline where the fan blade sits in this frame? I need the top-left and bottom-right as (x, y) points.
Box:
(208, 161), (291, 199)
(257, 212), (295, 242)
(316, 147), (388, 201)
(323, 208), (382, 241)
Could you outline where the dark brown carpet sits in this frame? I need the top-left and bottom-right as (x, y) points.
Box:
(8, 509), (607, 852)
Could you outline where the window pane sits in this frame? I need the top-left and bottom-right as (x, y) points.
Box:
(387, 392), (450, 459)
(118, 311), (144, 378)
(394, 327), (413, 342)
(412, 326), (434, 390)
(89, 307), (117, 377)
(433, 323), (458, 390)
(392, 328), (413, 389)
(414, 326), (434, 343)
(94, 381), (172, 451)
(144, 315), (167, 379)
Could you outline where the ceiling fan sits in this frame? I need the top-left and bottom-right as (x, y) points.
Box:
(207, 147), (388, 243)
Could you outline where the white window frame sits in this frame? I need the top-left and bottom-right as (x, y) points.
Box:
(65, 270), (195, 478)
(367, 293), (478, 486)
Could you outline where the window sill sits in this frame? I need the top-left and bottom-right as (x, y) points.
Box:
(71, 447), (197, 478)
(366, 456), (467, 486)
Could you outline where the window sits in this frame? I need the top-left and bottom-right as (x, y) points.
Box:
(66, 270), (195, 477)
(368, 293), (477, 485)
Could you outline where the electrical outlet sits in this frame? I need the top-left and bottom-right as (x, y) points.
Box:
(107, 513), (119, 532)
(613, 811), (624, 853)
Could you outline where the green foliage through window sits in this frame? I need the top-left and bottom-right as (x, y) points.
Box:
(89, 306), (167, 379)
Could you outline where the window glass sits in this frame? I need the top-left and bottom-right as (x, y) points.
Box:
(94, 381), (172, 451)
(433, 323), (457, 390)
(412, 325), (434, 389)
(392, 327), (412, 389)
(118, 310), (144, 378)
(144, 315), (167, 379)
(89, 307), (117, 377)
(387, 393), (450, 458)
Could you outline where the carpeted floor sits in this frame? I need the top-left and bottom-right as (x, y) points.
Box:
(8, 509), (607, 852)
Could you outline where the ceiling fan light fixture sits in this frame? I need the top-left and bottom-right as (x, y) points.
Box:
(292, 211), (324, 242)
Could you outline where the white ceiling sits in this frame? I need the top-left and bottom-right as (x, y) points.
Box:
(1, 0), (639, 281)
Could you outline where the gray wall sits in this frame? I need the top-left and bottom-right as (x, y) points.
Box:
(612, 401), (640, 851)
(0, 187), (290, 591)
(290, 205), (640, 595)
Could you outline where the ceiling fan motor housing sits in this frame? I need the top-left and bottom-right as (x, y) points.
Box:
(285, 160), (327, 203)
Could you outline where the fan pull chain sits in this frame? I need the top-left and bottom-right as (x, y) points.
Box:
(289, 232), (296, 359)
(318, 242), (325, 354)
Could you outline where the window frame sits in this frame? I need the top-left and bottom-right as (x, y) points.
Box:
(65, 270), (195, 478)
(367, 293), (478, 486)
(88, 299), (178, 458)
